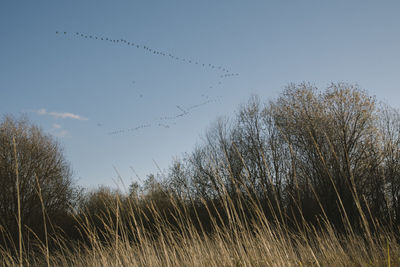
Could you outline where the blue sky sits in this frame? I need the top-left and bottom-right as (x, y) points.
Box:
(1, 1), (399, 190)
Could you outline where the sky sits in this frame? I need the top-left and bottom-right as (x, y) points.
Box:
(1, 1), (399, 190)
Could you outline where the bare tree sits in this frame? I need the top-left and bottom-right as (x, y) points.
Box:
(379, 105), (400, 224)
(0, 115), (77, 247)
(271, 83), (385, 226)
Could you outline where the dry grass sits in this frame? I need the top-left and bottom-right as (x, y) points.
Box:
(12, 136), (22, 267)
(1, 182), (399, 267)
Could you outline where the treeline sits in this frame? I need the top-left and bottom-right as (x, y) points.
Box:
(1, 82), (400, 255)
(142, 83), (400, 229)
(79, 82), (400, 243)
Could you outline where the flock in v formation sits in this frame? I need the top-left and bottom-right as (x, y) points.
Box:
(56, 31), (239, 136)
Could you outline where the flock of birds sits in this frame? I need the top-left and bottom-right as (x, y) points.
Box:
(158, 95), (223, 120)
(56, 31), (237, 136)
(108, 95), (222, 135)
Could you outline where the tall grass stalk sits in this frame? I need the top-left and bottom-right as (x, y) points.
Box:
(12, 136), (22, 267)
(35, 173), (50, 267)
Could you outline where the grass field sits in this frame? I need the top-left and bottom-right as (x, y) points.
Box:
(1, 183), (399, 267)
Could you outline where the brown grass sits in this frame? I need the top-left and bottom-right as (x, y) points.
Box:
(1, 180), (399, 267)
(12, 136), (22, 267)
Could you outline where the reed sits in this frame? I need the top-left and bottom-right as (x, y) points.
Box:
(12, 136), (22, 267)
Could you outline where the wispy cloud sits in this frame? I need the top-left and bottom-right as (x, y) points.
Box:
(50, 123), (69, 138)
(35, 108), (88, 121)
(53, 129), (69, 138)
